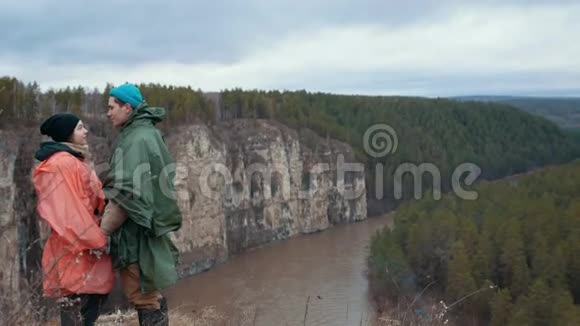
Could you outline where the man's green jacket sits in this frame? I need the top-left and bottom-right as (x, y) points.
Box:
(103, 102), (182, 292)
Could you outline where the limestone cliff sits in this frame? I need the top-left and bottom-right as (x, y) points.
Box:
(166, 119), (366, 276)
(0, 130), (19, 298)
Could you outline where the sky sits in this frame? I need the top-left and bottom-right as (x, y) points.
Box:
(1, 0), (579, 97)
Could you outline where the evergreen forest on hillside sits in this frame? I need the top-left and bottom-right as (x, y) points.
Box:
(2, 77), (579, 214)
(368, 160), (580, 325)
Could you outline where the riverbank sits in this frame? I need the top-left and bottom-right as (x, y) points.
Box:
(164, 215), (391, 325)
(91, 302), (377, 326)
(30, 215), (391, 326)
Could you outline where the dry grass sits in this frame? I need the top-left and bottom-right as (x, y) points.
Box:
(10, 298), (458, 326)
(374, 300), (450, 326)
(95, 306), (230, 326)
(38, 305), (257, 326)
(94, 304), (271, 326)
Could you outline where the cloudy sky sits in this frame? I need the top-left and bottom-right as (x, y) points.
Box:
(1, 0), (579, 96)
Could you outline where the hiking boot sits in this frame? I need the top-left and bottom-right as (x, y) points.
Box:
(137, 297), (168, 326)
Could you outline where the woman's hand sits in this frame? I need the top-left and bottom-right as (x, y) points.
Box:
(89, 243), (108, 259)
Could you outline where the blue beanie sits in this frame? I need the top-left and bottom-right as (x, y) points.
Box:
(109, 83), (144, 109)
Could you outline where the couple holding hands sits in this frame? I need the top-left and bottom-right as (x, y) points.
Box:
(33, 83), (182, 326)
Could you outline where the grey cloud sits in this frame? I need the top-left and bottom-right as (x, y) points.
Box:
(2, 0), (579, 97)
(2, 1), (251, 64)
(1, 0), (466, 65)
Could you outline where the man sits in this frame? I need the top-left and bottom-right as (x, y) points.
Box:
(99, 83), (182, 326)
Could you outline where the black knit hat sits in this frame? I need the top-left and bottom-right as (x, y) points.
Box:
(40, 113), (80, 142)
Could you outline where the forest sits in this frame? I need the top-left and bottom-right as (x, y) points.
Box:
(2, 76), (579, 215)
(455, 96), (580, 130)
(368, 160), (580, 325)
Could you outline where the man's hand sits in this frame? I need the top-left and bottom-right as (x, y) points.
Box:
(100, 202), (128, 236)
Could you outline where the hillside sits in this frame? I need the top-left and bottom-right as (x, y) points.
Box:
(368, 160), (580, 325)
(453, 96), (580, 130)
(219, 90), (580, 213)
(2, 77), (580, 216)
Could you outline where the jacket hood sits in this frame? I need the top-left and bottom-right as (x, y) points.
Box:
(34, 141), (84, 161)
(121, 101), (166, 130)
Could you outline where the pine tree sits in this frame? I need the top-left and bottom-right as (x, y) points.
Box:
(445, 240), (477, 313)
(499, 219), (530, 298)
(490, 288), (513, 326)
(472, 226), (494, 286)
(23, 82), (39, 122)
(550, 289), (580, 326)
(524, 278), (552, 326)
(565, 203), (580, 302)
(508, 295), (533, 326)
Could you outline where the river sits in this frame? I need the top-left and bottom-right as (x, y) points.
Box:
(164, 215), (393, 326)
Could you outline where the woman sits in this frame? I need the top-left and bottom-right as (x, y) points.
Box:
(33, 113), (114, 326)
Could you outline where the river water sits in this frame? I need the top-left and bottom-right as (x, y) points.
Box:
(165, 215), (392, 326)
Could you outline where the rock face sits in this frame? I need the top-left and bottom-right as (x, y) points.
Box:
(0, 130), (19, 299)
(167, 119), (366, 276)
(0, 119), (367, 296)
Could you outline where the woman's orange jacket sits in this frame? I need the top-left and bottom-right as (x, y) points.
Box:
(33, 151), (114, 297)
